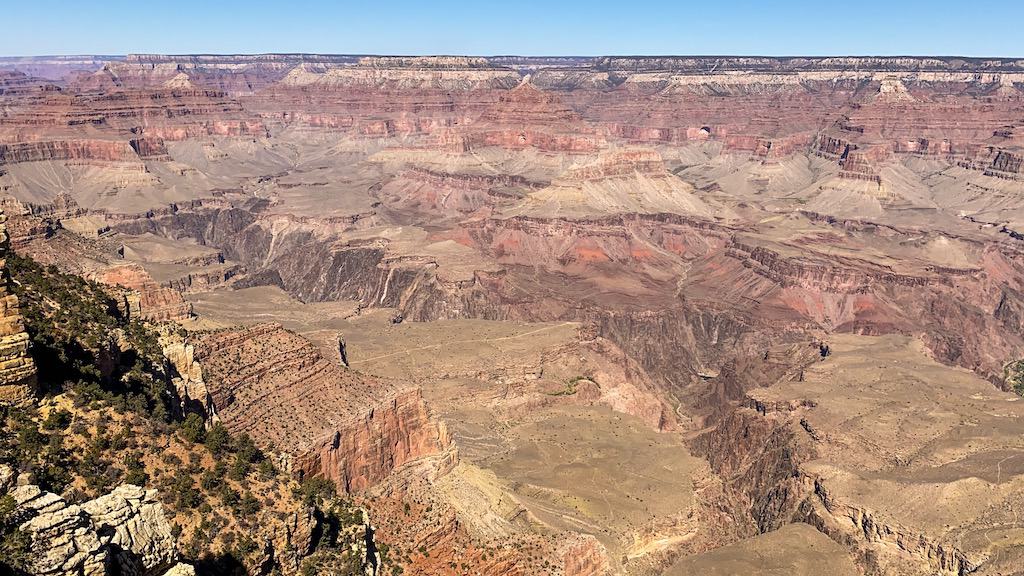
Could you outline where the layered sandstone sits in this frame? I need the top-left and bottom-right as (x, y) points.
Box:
(2, 471), (187, 576)
(0, 140), (143, 166)
(696, 334), (1024, 575)
(80, 485), (180, 576)
(93, 263), (192, 321)
(5, 52), (1024, 575)
(184, 323), (454, 492)
(0, 211), (36, 403)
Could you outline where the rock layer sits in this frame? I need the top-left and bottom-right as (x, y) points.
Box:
(2, 471), (185, 576)
(0, 210), (36, 403)
(183, 323), (454, 493)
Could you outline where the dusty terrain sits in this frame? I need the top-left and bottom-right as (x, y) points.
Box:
(3, 53), (1024, 575)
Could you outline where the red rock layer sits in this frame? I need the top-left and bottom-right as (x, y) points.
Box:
(0, 80), (267, 164)
(294, 389), (455, 493)
(0, 139), (142, 166)
(191, 323), (453, 493)
(93, 263), (192, 321)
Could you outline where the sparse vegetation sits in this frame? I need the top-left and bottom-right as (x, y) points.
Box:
(8, 253), (175, 421)
(1005, 359), (1024, 396)
(546, 375), (598, 396)
(0, 250), (440, 576)
(0, 252), (375, 575)
(296, 475), (337, 506)
(0, 493), (31, 573)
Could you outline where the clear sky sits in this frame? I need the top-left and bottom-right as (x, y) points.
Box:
(4, 0), (1023, 57)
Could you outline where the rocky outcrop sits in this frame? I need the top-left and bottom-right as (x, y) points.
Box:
(798, 480), (978, 576)
(726, 239), (939, 292)
(0, 140), (143, 166)
(0, 210), (36, 403)
(158, 331), (213, 417)
(985, 149), (1024, 180)
(294, 388), (456, 492)
(691, 407), (810, 534)
(276, 63), (520, 90)
(593, 56), (1024, 73)
(128, 137), (170, 160)
(561, 536), (610, 576)
(81, 485), (179, 576)
(93, 263), (192, 321)
(2, 472), (187, 576)
(1, 83), (266, 140)
(185, 323), (454, 493)
(8, 484), (108, 576)
(160, 564), (196, 576)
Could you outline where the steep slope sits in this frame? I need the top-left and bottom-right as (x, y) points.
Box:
(171, 323), (455, 493)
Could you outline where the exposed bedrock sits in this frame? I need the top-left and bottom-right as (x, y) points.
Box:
(113, 204), (1024, 390)
(690, 406), (810, 534)
(694, 406), (983, 575)
(0, 85), (267, 141)
(0, 211), (37, 403)
(984, 149), (1024, 180)
(692, 332), (1024, 575)
(0, 140), (145, 166)
(592, 306), (768, 388)
(2, 470), (186, 576)
(294, 388), (456, 493)
(720, 239), (1024, 385)
(797, 481), (977, 576)
(92, 263), (193, 321)
(170, 323), (455, 493)
(593, 56), (1024, 73)
(128, 136), (171, 160)
(691, 394), (971, 574)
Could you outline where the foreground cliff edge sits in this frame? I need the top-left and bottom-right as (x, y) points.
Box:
(2, 53), (1024, 575)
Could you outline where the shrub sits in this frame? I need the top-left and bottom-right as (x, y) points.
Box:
(296, 476), (336, 506)
(7, 253), (178, 418)
(205, 423), (232, 455)
(42, 409), (72, 431)
(0, 527), (31, 573)
(180, 414), (206, 444)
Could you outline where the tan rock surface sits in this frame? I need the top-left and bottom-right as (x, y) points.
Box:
(3, 477), (181, 576)
(81, 485), (178, 576)
(0, 211), (36, 404)
(747, 334), (1024, 574)
(665, 523), (860, 576)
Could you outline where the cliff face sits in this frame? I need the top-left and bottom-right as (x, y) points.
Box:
(294, 388), (455, 492)
(6, 51), (1024, 574)
(0, 140), (143, 166)
(0, 211), (36, 403)
(93, 263), (192, 321)
(181, 323), (454, 493)
(695, 334), (1024, 575)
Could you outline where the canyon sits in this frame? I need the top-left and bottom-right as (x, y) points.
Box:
(1, 53), (1024, 575)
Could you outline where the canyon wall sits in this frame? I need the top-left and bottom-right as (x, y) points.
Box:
(0, 211), (36, 403)
(178, 323), (454, 493)
(93, 263), (193, 321)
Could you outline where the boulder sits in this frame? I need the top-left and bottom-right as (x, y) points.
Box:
(10, 485), (107, 576)
(82, 485), (178, 576)
(9, 483), (180, 576)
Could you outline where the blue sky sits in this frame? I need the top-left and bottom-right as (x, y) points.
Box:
(4, 0), (1023, 57)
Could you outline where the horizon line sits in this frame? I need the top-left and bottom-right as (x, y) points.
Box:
(2, 53), (1023, 60)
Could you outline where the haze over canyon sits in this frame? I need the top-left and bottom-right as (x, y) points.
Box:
(1, 52), (1024, 576)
